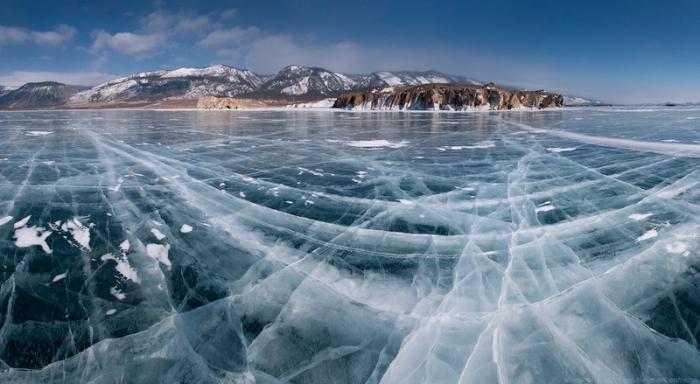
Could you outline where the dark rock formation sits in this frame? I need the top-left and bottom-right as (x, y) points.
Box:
(0, 82), (77, 109)
(333, 83), (564, 111)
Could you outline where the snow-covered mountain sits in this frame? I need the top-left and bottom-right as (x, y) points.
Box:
(70, 65), (487, 103)
(70, 65), (264, 103)
(256, 67), (482, 97)
(0, 86), (8, 97)
(256, 66), (358, 97)
(366, 70), (481, 88)
(0, 82), (77, 109)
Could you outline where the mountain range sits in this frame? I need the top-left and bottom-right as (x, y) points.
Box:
(0, 64), (597, 109)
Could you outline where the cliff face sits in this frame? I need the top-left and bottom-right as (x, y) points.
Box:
(333, 83), (564, 111)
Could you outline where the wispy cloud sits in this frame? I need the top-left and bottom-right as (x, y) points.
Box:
(198, 27), (260, 47)
(91, 31), (166, 56)
(220, 8), (237, 20)
(0, 25), (77, 46)
(91, 10), (216, 57)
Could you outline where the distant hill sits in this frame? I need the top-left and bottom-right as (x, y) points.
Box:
(0, 82), (77, 109)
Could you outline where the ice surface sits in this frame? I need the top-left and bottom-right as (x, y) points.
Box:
(0, 107), (699, 383)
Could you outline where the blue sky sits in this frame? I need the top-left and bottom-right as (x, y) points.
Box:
(1, 0), (699, 103)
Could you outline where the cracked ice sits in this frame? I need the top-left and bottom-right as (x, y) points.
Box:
(0, 108), (699, 383)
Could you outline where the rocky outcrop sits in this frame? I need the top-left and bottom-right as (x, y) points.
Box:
(333, 83), (564, 111)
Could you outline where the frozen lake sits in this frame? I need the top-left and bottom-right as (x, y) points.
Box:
(0, 108), (699, 383)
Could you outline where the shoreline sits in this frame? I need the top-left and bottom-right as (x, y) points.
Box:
(0, 105), (628, 113)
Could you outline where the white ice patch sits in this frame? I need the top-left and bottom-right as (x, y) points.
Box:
(146, 244), (171, 268)
(119, 239), (130, 252)
(442, 141), (496, 150)
(51, 272), (67, 283)
(26, 131), (53, 136)
(637, 229), (658, 242)
(180, 224), (193, 233)
(665, 241), (689, 255)
(101, 253), (140, 283)
(110, 287), (125, 300)
(61, 218), (91, 250)
(547, 147), (578, 153)
(14, 226), (53, 254)
(629, 213), (652, 222)
(109, 177), (124, 192)
(535, 204), (555, 213)
(14, 215), (31, 228)
(150, 228), (166, 241)
(346, 140), (409, 149)
(0, 216), (12, 226)
(106, 309), (117, 316)
(297, 167), (324, 177)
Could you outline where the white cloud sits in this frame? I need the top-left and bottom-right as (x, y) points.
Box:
(199, 27), (260, 47)
(91, 10), (215, 57)
(220, 8), (237, 20)
(0, 71), (116, 87)
(0, 24), (77, 46)
(142, 10), (213, 35)
(92, 31), (165, 56)
(0, 26), (28, 45)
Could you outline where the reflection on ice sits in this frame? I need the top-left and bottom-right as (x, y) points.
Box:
(0, 108), (699, 383)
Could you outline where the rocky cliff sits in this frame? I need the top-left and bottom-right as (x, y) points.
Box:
(333, 83), (564, 111)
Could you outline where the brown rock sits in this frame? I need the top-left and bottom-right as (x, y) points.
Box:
(333, 83), (564, 111)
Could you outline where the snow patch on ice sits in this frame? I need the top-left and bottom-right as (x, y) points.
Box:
(629, 213), (652, 222)
(110, 287), (125, 300)
(180, 224), (193, 233)
(101, 253), (140, 283)
(14, 226), (53, 254)
(26, 131), (53, 137)
(547, 147), (578, 153)
(535, 204), (555, 213)
(637, 229), (658, 242)
(665, 241), (689, 255)
(61, 218), (91, 250)
(346, 140), (409, 149)
(0, 216), (12, 226)
(146, 243), (171, 268)
(51, 272), (67, 283)
(150, 228), (166, 241)
(14, 215), (31, 228)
